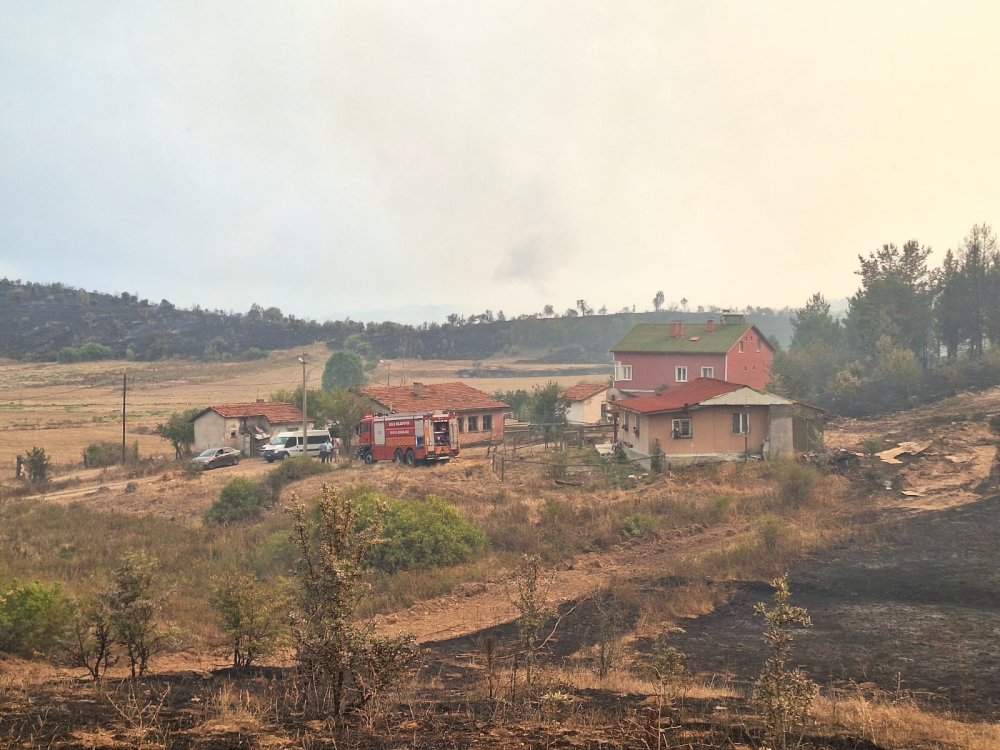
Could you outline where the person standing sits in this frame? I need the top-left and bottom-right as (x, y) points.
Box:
(320, 438), (333, 463)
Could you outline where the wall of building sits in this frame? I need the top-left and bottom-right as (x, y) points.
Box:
(723, 329), (773, 390)
(457, 408), (507, 445)
(567, 395), (607, 425)
(193, 414), (242, 453)
(613, 352), (728, 393)
(620, 405), (770, 464)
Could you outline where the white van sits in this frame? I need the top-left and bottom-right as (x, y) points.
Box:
(261, 429), (331, 462)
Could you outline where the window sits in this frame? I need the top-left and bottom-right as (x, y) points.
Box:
(622, 412), (629, 430)
(458, 418), (465, 433)
(701, 366), (714, 378)
(738, 340), (745, 353)
(467, 415), (479, 432)
(482, 414), (492, 431)
(756, 339), (761, 353)
(675, 366), (688, 383)
(614, 361), (633, 381)
(732, 412), (750, 435)
(672, 418), (692, 439)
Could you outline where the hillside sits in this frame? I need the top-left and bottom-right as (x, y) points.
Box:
(0, 278), (793, 362)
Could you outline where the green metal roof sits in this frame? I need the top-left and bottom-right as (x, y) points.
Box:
(611, 322), (752, 354)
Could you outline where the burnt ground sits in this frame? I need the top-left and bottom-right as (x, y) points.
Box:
(669, 495), (1000, 720)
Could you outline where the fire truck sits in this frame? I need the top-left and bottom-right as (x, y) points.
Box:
(355, 412), (460, 465)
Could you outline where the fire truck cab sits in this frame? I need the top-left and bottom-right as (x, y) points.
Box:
(355, 411), (460, 466)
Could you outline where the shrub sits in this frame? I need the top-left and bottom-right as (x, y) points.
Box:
(366, 496), (487, 573)
(290, 485), (419, 717)
(24, 447), (51, 483)
(108, 551), (163, 678)
(772, 461), (818, 508)
(619, 512), (660, 540)
(83, 440), (139, 468)
(752, 575), (818, 749)
(483, 502), (541, 556)
(205, 478), (268, 524)
(210, 570), (286, 669)
(262, 456), (330, 502)
(0, 580), (73, 657)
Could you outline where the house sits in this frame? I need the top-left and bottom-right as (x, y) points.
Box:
(191, 401), (310, 456)
(359, 382), (510, 446)
(560, 382), (610, 425)
(614, 378), (824, 467)
(610, 312), (774, 396)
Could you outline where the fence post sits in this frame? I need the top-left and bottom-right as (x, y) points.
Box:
(500, 454), (505, 483)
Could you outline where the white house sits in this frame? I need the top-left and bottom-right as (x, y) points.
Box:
(191, 401), (310, 456)
(560, 382), (610, 425)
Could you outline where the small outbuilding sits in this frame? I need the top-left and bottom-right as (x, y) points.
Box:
(191, 401), (310, 456)
(560, 382), (610, 425)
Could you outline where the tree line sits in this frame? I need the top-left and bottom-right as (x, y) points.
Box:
(774, 224), (1000, 415)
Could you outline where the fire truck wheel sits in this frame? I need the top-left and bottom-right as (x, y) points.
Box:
(394, 449), (404, 464)
(362, 450), (374, 464)
(405, 449), (416, 467)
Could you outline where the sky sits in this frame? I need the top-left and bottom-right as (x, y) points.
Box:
(3, 2), (1000, 324)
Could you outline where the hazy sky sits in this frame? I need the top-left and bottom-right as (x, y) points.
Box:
(3, 2), (1000, 323)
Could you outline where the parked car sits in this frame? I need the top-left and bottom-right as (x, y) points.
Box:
(191, 447), (241, 469)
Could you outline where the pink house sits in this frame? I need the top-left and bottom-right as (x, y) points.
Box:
(610, 313), (774, 396)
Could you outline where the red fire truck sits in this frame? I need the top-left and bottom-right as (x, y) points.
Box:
(355, 412), (460, 465)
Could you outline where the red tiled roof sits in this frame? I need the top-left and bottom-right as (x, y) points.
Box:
(560, 383), (608, 402)
(203, 402), (305, 423)
(615, 378), (744, 415)
(360, 382), (509, 414)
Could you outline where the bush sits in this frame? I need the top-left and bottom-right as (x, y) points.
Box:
(83, 441), (139, 468)
(24, 446), (51, 483)
(772, 461), (818, 508)
(365, 496), (487, 573)
(205, 478), (268, 524)
(0, 580), (73, 657)
(262, 456), (330, 502)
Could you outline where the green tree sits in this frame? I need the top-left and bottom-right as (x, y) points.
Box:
(155, 408), (200, 459)
(527, 382), (569, 443)
(752, 575), (818, 750)
(290, 486), (419, 717)
(934, 248), (965, 361)
(24, 446), (51, 483)
(494, 388), (530, 420)
(789, 293), (842, 349)
(845, 241), (933, 364)
(108, 552), (162, 678)
(210, 571), (285, 669)
(321, 350), (366, 391)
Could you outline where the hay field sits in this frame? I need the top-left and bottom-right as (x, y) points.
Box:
(0, 346), (607, 469)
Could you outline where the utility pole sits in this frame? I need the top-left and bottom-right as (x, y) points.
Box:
(121, 372), (127, 465)
(298, 354), (309, 452)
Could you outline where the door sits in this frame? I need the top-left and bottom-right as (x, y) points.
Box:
(374, 421), (386, 446)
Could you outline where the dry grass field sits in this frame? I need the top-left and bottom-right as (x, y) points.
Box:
(2, 349), (999, 748)
(0, 346), (603, 470)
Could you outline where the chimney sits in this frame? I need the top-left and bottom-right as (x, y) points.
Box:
(706, 319), (715, 333)
(412, 382), (423, 397)
(677, 320), (684, 338)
